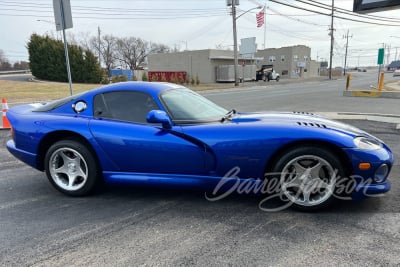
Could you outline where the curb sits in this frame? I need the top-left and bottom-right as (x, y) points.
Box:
(343, 90), (400, 98)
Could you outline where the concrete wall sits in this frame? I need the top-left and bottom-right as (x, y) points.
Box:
(149, 50), (223, 83)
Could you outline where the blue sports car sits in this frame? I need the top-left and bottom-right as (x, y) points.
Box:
(6, 82), (394, 210)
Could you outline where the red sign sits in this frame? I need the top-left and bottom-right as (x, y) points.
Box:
(148, 71), (187, 83)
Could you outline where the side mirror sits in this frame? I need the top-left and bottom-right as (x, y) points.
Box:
(146, 110), (172, 129)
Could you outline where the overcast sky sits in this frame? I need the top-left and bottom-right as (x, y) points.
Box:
(1, 0), (400, 67)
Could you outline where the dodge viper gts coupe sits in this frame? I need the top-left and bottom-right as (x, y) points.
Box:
(6, 82), (394, 210)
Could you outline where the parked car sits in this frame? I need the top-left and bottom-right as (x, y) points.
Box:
(6, 82), (393, 211)
(393, 69), (400, 76)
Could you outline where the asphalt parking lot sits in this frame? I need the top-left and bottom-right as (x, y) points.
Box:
(0, 119), (399, 266)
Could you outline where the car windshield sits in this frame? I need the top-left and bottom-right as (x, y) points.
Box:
(160, 88), (228, 122)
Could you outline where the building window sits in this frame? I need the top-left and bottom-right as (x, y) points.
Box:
(281, 55), (285, 62)
(269, 56), (276, 62)
(304, 55), (308, 61)
(293, 55), (298, 61)
(282, 70), (288, 75)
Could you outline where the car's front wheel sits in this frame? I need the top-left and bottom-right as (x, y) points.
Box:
(271, 146), (344, 211)
(44, 139), (100, 196)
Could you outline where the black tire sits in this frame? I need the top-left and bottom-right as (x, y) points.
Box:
(270, 146), (345, 211)
(276, 77), (280, 82)
(44, 139), (100, 196)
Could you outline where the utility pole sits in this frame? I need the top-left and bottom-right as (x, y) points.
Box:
(329, 0), (334, 80)
(263, 6), (267, 49)
(386, 43), (391, 66)
(98, 26), (101, 67)
(343, 29), (352, 76)
(231, 0), (239, 86)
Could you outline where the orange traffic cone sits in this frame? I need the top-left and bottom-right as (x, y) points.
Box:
(2, 98), (11, 129)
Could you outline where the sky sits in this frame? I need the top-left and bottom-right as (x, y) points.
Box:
(1, 0), (400, 68)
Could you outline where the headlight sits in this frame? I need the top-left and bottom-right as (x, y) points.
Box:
(374, 164), (389, 183)
(353, 136), (382, 150)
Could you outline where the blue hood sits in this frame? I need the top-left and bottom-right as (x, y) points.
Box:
(231, 111), (366, 136)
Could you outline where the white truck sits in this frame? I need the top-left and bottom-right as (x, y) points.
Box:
(256, 65), (280, 82)
(266, 69), (280, 81)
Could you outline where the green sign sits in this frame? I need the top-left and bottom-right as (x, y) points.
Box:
(377, 48), (384, 65)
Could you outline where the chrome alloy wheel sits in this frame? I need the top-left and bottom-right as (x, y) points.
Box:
(49, 147), (88, 192)
(280, 155), (337, 207)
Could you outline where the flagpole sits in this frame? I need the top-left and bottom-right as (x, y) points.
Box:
(263, 5), (266, 49)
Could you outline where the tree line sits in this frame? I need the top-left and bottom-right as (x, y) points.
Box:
(0, 49), (29, 71)
(26, 30), (172, 83)
(28, 34), (103, 83)
(0, 31), (172, 82)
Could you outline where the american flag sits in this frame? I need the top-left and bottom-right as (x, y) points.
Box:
(256, 8), (264, 28)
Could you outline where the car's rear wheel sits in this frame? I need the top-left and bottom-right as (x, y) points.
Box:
(271, 146), (344, 211)
(45, 139), (100, 196)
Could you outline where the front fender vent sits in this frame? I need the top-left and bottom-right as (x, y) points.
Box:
(296, 122), (327, 128)
(293, 111), (315, 116)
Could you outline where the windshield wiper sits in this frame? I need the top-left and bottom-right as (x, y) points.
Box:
(221, 109), (236, 122)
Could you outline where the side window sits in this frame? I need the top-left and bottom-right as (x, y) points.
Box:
(93, 91), (159, 123)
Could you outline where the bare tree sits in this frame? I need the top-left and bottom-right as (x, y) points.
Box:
(115, 37), (171, 70)
(0, 49), (6, 64)
(0, 49), (12, 71)
(114, 37), (146, 70)
(76, 31), (93, 51)
(91, 34), (117, 75)
(13, 61), (29, 70)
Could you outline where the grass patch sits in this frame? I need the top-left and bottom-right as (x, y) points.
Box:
(0, 80), (96, 104)
(0, 80), (233, 104)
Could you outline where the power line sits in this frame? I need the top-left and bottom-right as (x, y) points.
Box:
(269, 0), (400, 26)
(301, 0), (400, 22)
(268, 6), (328, 27)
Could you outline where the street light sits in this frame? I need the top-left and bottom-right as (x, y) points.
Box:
(36, 19), (60, 40)
(229, 2), (262, 86)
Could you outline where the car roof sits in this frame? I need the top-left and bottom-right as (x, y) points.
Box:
(88, 82), (185, 97)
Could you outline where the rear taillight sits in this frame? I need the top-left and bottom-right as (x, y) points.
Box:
(10, 126), (15, 142)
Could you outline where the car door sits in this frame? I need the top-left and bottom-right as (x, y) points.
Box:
(89, 90), (206, 175)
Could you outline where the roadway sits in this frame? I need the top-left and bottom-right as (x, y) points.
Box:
(0, 73), (32, 82)
(205, 71), (400, 116)
(0, 120), (399, 266)
(0, 72), (400, 265)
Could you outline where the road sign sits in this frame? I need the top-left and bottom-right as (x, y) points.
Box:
(377, 48), (385, 65)
(53, 0), (73, 31)
(53, 0), (73, 96)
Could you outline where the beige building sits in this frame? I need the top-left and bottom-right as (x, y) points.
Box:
(148, 45), (320, 83)
(148, 49), (258, 83)
(255, 45), (320, 79)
